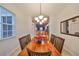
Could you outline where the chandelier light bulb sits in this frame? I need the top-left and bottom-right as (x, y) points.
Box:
(34, 17), (39, 22)
(34, 17), (38, 20)
(39, 22), (42, 25)
(39, 15), (44, 20)
(44, 17), (48, 21)
(41, 20), (44, 23)
(37, 19), (40, 22)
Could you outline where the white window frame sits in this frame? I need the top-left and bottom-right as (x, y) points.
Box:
(0, 6), (16, 40)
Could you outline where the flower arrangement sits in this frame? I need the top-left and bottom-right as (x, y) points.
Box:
(35, 35), (44, 44)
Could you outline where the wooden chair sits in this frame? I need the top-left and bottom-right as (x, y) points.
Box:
(19, 34), (31, 50)
(50, 34), (56, 44)
(26, 34), (31, 44)
(54, 36), (65, 54)
(27, 48), (51, 56)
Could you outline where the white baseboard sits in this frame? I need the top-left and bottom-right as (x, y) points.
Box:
(6, 46), (21, 56)
(63, 47), (77, 56)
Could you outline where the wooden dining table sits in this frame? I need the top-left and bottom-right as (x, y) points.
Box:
(18, 36), (61, 56)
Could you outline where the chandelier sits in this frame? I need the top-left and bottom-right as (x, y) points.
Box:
(33, 3), (49, 25)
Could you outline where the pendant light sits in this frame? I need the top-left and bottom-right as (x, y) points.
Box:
(34, 3), (49, 24)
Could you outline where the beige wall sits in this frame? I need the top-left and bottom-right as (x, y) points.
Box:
(50, 4), (79, 55)
(0, 4), (31, 55)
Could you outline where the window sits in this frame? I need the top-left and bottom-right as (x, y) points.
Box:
(0, 6), (15, 40)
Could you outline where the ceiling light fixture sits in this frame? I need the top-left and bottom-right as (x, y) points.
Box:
(33, 3), (49, 24)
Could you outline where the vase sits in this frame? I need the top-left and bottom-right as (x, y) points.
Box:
(36, 40), (42, 44)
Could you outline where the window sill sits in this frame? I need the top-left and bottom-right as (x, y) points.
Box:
(0, 35), (16, 40)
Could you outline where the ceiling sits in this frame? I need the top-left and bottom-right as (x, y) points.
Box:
(0, 3), (67, 16)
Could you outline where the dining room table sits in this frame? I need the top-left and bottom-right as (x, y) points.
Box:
(18, 34), (61, 56)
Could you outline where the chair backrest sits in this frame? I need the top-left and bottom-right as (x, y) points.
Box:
(19, 34), (31, 50)
(54, 36), (65, 53)
(26, 34), (31, 43)
(27, 48), (51, 56)
(50, 34), (56, 44)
